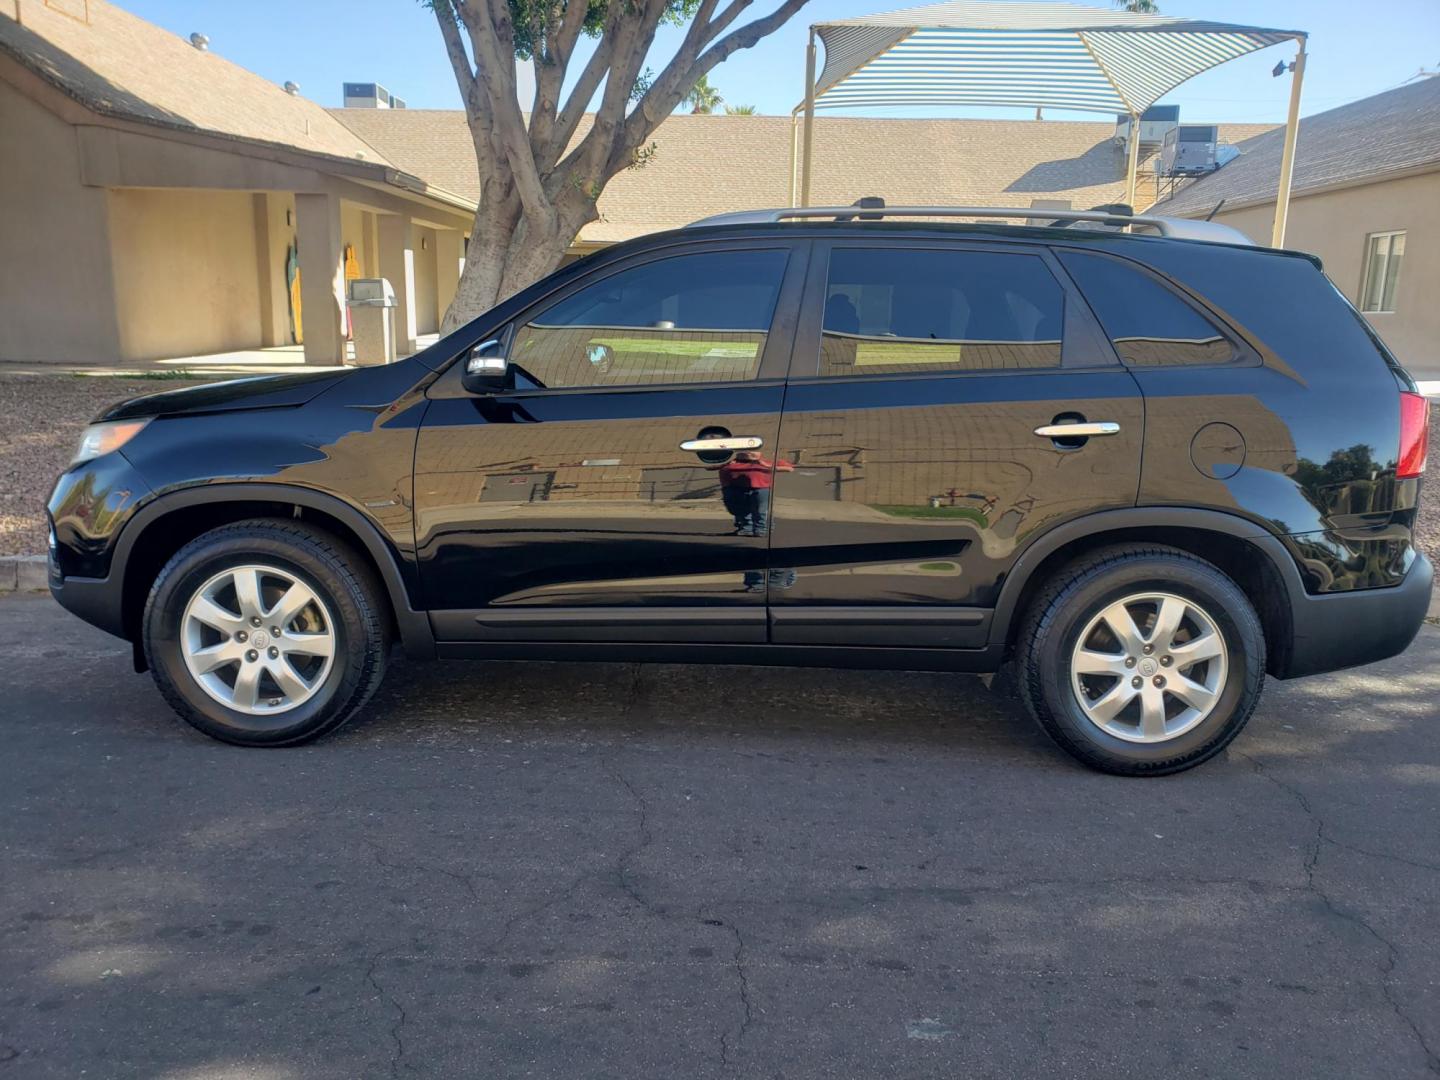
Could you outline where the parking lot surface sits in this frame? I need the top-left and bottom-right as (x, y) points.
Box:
(2, 593), (1438, 1078)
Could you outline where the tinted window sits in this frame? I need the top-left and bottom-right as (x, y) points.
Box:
(818, 249), (1064, 377)
(509, 249), (787, 388)
(1059, 250), (1235, 367)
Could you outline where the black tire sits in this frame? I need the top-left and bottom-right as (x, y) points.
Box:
(142, 519), (389, 746)
(1015, 544), (1265, 776)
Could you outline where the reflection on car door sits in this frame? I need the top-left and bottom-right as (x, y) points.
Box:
(768, 239), (1144, 648)
(414, 240), (807, 643)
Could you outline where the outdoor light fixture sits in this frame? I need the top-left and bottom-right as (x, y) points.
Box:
(1273, 60), (1291, 77)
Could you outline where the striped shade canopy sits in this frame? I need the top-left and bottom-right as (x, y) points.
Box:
(808, 1), (1303, 116)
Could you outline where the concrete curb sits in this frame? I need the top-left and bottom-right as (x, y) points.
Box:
(0, 555), (48, 593)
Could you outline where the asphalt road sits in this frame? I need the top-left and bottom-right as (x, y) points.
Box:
(2, 593), (1438, 1079)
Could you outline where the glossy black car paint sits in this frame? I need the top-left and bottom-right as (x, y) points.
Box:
(47, 221), (1431, 682)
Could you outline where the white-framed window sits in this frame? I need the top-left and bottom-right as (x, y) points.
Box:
(1360, 231), (1406, 313)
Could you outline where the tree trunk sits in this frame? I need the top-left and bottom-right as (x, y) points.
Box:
(441, 232), (508, 334)
(440, 202), (596, 334)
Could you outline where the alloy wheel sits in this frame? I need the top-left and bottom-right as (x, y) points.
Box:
(1069, 591), (1229, 743)
(180, 564), (337, 715)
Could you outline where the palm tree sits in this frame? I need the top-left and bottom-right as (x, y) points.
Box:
(724, 104), (757, 115)
(687, 74), (722, 114)
(1114, 0), (1160, 11)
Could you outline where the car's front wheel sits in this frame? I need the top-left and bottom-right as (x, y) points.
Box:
(142, 519), (389, 746)
(1016, 545), (1266, 776)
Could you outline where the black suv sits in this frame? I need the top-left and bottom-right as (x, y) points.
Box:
(47, 205), (1433, 775)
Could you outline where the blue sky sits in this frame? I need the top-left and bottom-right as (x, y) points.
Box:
(125, 0), (1438, 123)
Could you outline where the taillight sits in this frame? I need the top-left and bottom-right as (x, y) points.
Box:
(1398, 392), (1430, 479)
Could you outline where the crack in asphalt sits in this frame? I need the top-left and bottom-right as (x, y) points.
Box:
(1240, 751), (1440, 1074)
(605, 665), (659, 915)
(601, 669), (759, 1077)
(717, 917), (754, 1073)
(364, 838), (481, 905)
(487, 868), (589, 955)
(606, 758), (658, 914)
(368, 819), (589, 959)
(364, 950), (410, 1079)
(1320, 835), (1440, 875)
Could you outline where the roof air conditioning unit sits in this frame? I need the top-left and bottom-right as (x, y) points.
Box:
(1114, 105), (1179, 149)
(343, 82), (402, 109)
(1159, 125), (1221, 177)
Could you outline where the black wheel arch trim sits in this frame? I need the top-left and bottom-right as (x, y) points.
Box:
(110, 482), (435, 660)
(988, 506), (1431, 680)
(986, 506), (1306, 675)
(989, 507), (1293, 643)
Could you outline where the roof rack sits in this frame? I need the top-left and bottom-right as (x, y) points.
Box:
(686, 201), (1254, 246)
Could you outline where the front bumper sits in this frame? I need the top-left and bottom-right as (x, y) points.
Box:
(1279, 551), (1434, 678)
(46, 452), (153, 642)
(48, 571), (127, 639)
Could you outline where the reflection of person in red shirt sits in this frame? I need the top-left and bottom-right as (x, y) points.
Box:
(715, 451), (794, 536)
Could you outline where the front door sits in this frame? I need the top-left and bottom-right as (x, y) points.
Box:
(768, 239), (1144, 647)
(414, 240), (806, 643)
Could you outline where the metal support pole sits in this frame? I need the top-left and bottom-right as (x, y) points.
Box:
(801, 27), (817, 208)
(1271, 40), (1307, 248)
(1124, 111), (1141, 209)
(789, 112), (800, 208)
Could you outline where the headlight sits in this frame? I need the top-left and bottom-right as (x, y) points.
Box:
(72, 418), (151, 466)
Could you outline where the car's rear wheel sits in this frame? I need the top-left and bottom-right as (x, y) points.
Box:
(1016, 545), (1265, 776)
(143, 519), (388, 746)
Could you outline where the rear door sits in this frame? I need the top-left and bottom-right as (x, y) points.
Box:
(768, 237), (1144, 647)
(414, 239), (807, 643)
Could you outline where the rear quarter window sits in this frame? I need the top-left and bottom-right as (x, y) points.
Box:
(1098, 241), (1394, 379)
(1057, 249), (1236, 368)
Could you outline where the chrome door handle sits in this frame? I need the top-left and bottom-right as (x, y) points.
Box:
(1033, 422), (1121, 438)
(680, 436), (764, 452)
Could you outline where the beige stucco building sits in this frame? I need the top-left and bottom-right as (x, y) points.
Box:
(1156, 78), (1440, 378)
(47, 0), (1440, 379)
(0, 0), (475, 366)
(2, 0), (1286, 369)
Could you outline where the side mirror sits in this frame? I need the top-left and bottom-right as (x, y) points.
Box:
(462, 338), (511, 393)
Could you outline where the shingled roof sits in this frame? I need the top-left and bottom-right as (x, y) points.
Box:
(332, 108), (1273, 243)
(0, 0), (389, 167)
(1155, 77), (1440, 217)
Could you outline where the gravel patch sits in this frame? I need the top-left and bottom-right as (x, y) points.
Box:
(0, 374), (203, 556)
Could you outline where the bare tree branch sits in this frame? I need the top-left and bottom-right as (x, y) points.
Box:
(431, 1), (478, 101)
(545, 1), (623, 170)
(456, 0), (557, 226)
(559, 0), (670, 189)
(433, 0), (814, 322)
(698, 0), (753, 48)
(617, 0), (808, 169)
(528, 0), (592, 163)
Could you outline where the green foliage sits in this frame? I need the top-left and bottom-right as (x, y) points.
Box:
(630, 66), (655, 103)
(1112, 0), (1160, 11)
(686, 73), (722, 113)
(724, 104), (757, 115)
(629, 141), (660, 169)
(424, 0), (704, 61)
